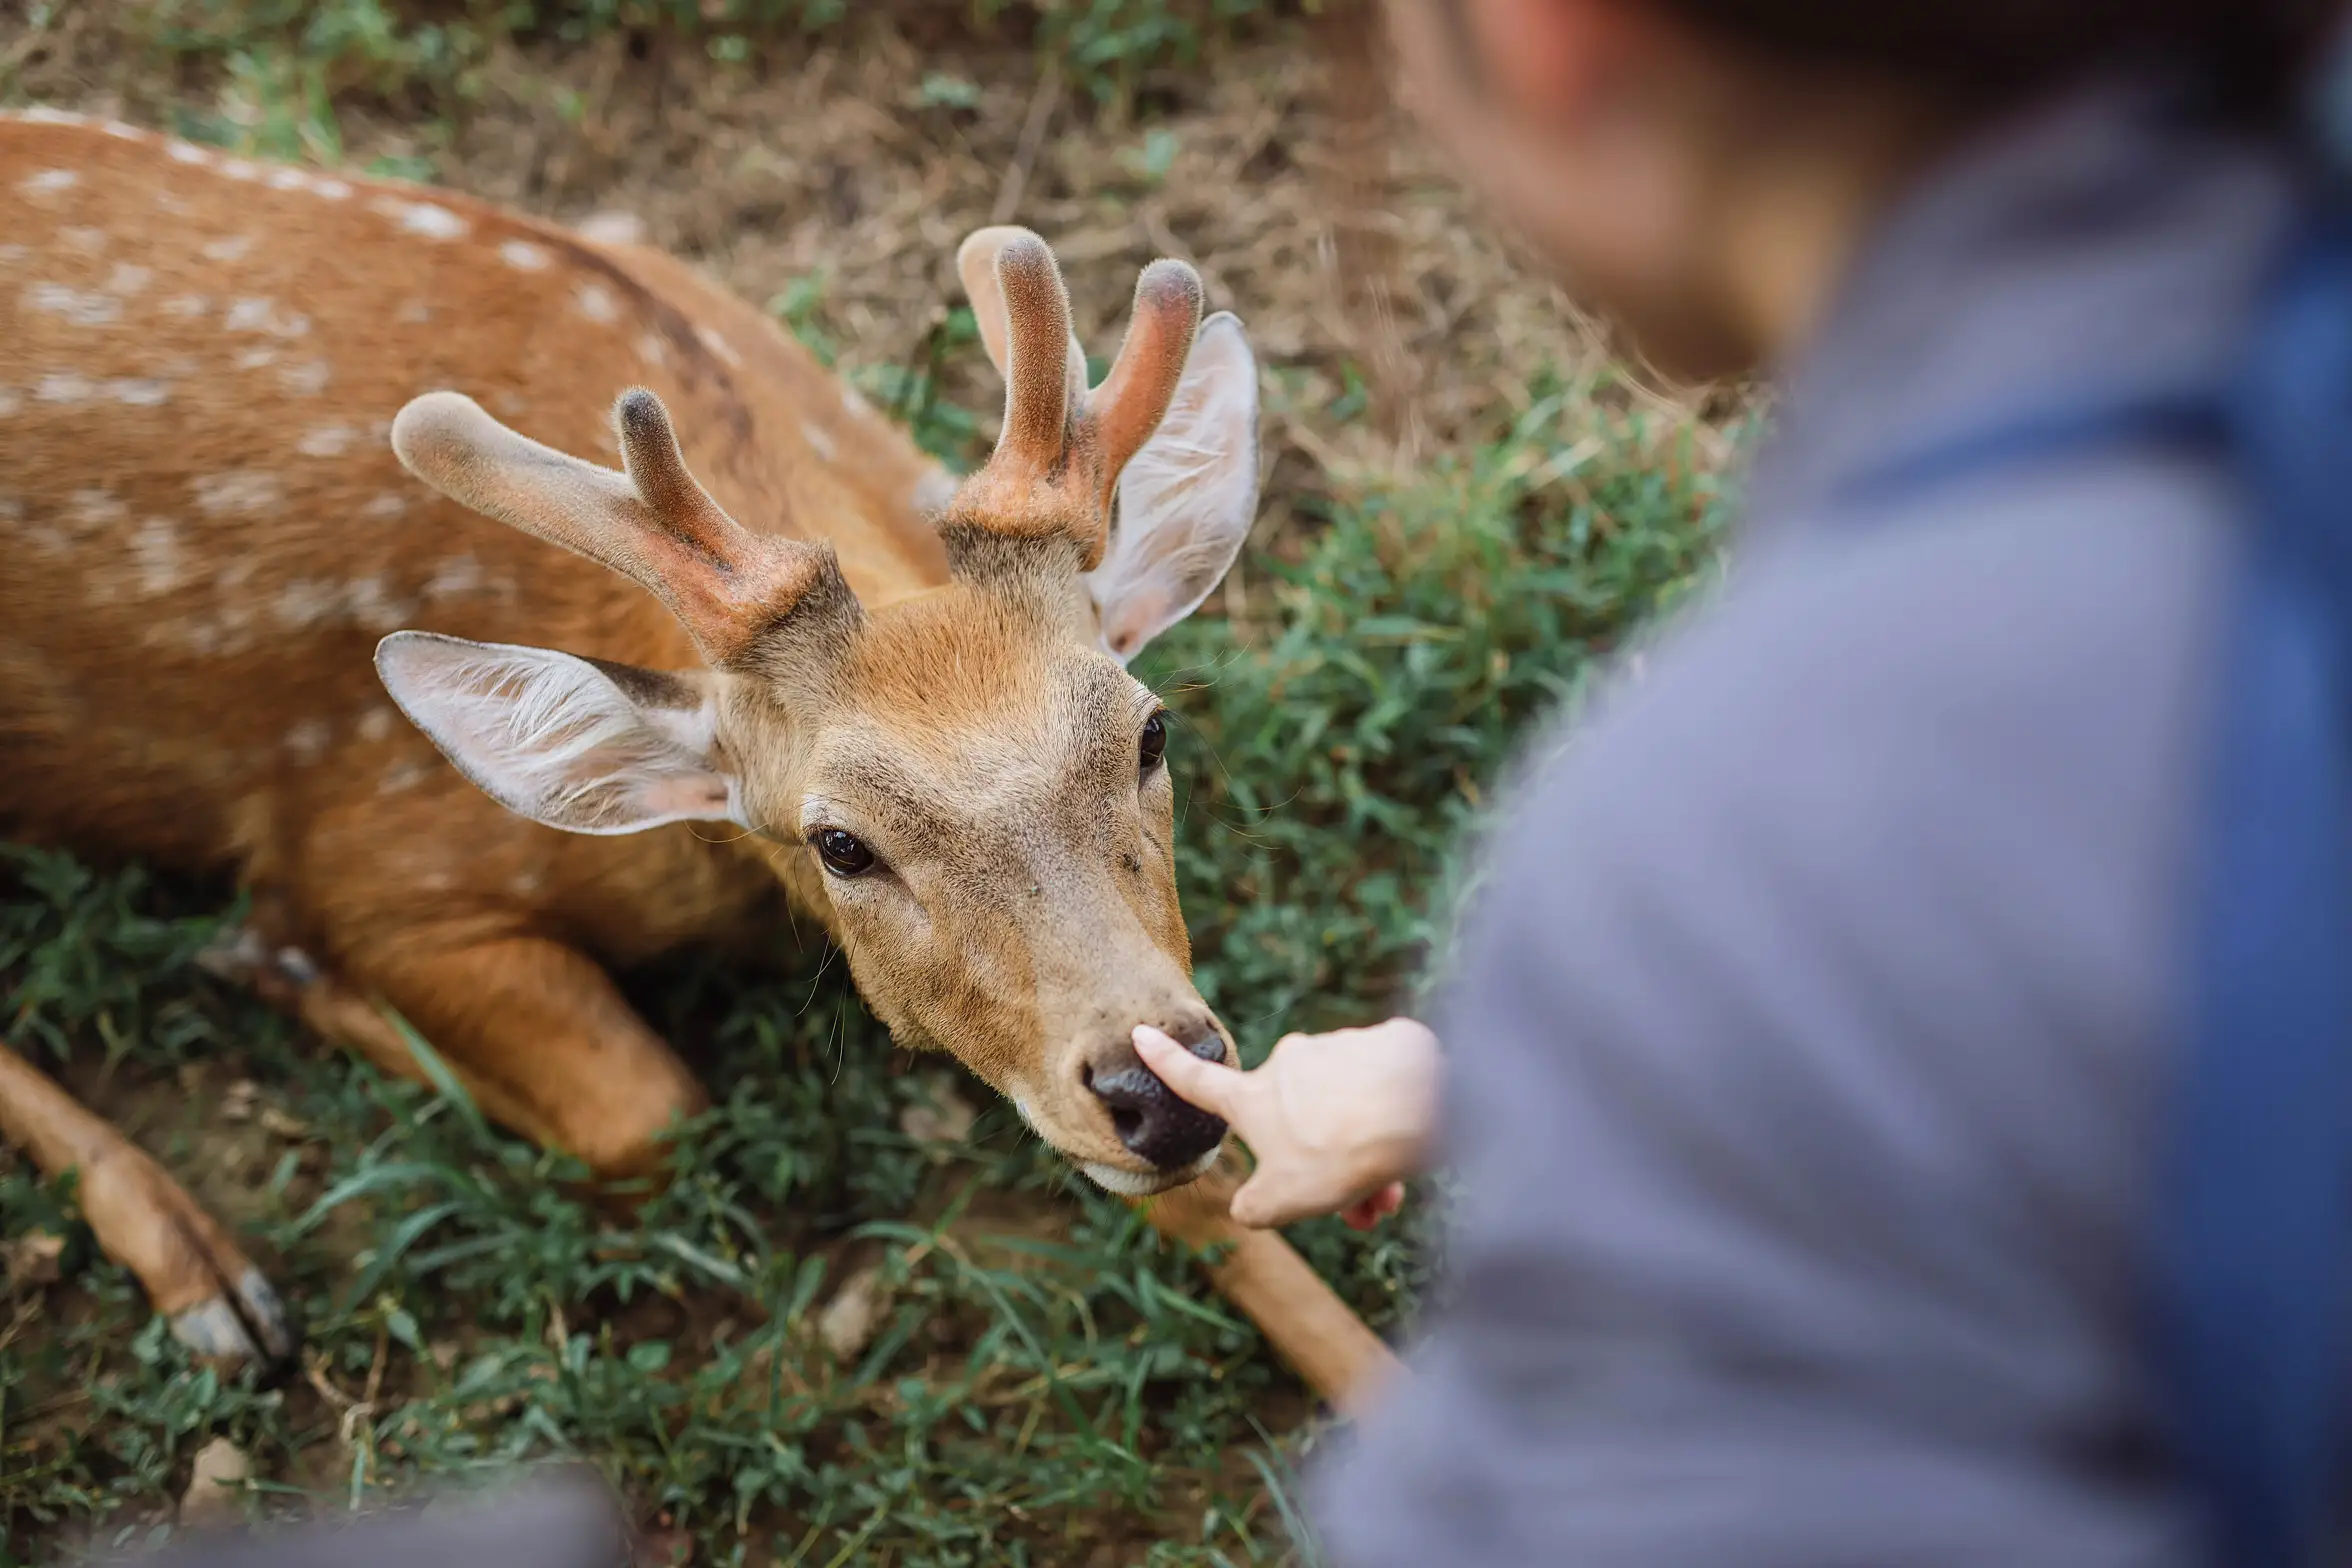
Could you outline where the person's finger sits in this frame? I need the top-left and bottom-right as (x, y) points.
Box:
(1342, 1182), (1406, 1231)
(1226, 1170), (1292, 1230)
(1133, 1025), (1251, 1122)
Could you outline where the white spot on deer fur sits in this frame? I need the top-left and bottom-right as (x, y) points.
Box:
(508, 869), (544, 896)
(297, 424), (354, 458)
(155, 191), (195, 217)
(20, 169), (77, 197)
(33, 372), (166, 408)
(283, 720), (330, 761)
(362, 492), (408, 520)
(637, 332), (668, 369)
(374, 199), (468, 241)
(274, 580), (338, 627)
(0, 389), (21, 418)
(102, 121), (142, 142)
(70, 491), (127, 528)
(26, 284), (122, 326)
(378, 759), (433, 794)
(225, 297), (309, 337)
(280, 360), (331, 397)
(573, 284), (618, 323)
(499, 240), (551, 271)
(345, 577), (408, 630)
(0, 245), (24, 267)
(396, 299), (430, 325)
(357, 707), (397, 742)
(425, 556), (483, 599)
(164, 294), (209, 320)
(275, 576), (409, 631)
(19, 108), (87, 127)
(106, 263), (152, 295)
(265, 168), (309, 192)
(696, 325), (742, 366)
(194, 472), (283, 517)
(234, 347), (277, 372)
(132, 518), (183, 594)
(219, 159), (261, 183)
(203, 235), (254, 263)
(167, 142), (213, 167)
(841, 385), (873, 418)
(157, 618), (222, 656)
(60, 227), (106, 255)
(801, 420), (836, 462)
(313, 178), (352, 201)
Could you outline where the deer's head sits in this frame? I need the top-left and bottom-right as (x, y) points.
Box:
(372, 229), (1260, 1194)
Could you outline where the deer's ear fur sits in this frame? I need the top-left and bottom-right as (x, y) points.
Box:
(1088, 312), (1260, 663)
(376, 632), (740, 835)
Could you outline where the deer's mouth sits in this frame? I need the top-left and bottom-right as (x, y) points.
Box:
(1076, 1146), (1221, 1198)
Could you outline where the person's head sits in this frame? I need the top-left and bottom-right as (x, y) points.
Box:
(1385, 0), (2341, 378)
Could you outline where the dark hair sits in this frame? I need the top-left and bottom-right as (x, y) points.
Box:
(1653, 0), (2346, 113)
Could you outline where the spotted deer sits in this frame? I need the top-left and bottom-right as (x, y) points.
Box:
(0, 110), (1397, 1411)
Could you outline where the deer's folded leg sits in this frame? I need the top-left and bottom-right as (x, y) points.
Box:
(0, 1042), (293, 1364)
(279, 930), (710, 1181)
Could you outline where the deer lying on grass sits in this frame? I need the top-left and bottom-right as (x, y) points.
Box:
(0, 110), (1396, 1411)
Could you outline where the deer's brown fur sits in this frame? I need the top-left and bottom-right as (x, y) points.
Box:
(0, 111), (1398, 1408)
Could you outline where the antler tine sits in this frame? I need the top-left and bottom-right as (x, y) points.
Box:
(989, 231), (1079, 479)
(1081, 258), (1204, 518)
(957, 226), (1088, 405)
(945, 229), (1210, 574)
(391, 388), (843, 668)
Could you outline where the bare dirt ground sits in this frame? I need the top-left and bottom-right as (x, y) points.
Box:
(9, 6), (1723, 552)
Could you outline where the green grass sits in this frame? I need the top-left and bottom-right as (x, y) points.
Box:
(0, 370), (1728, 1566)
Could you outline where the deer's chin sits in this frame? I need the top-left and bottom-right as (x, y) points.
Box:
(1078, 1148), (1220, 1197)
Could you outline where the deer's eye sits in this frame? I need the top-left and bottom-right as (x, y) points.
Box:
(1139, 711), (1168, 778)
(810, 828), (878, 878)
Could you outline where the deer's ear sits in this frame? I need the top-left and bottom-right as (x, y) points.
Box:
(375, 632), (740, 835)
(1089, 312), (1260, 663)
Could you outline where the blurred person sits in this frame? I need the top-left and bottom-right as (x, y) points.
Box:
(1135, 0), (2352, 1561)
(101, 1468), (631, 1568)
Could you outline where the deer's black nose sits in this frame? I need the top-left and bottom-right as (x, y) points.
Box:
(1085, 1020), (1228, 1170)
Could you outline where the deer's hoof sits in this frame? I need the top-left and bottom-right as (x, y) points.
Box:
(170, 1266), (297, 1365)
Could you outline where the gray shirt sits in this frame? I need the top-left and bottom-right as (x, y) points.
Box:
(1314, 75), (2296, 1566)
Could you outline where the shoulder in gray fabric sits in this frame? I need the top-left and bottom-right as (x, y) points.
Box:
(1312, 71), (2291, 1568)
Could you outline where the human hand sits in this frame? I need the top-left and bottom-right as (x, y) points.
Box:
(1133, 1017), (1440, 1229)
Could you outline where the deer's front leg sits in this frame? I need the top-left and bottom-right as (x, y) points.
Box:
(0, 1041), (294, 1362)
(264, 927), (709, 1180)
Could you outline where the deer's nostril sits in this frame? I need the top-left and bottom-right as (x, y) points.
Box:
(1086, 1061), (1226, 1171)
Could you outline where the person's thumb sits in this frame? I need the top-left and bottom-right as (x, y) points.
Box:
(1132, 1025), (1248, 1123)
(1225, 1168), (1288, 1230)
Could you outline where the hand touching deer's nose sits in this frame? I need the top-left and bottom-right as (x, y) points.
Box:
(1133, 1018), (1442, 1230)
(1084, 1017), (1230, 1171)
